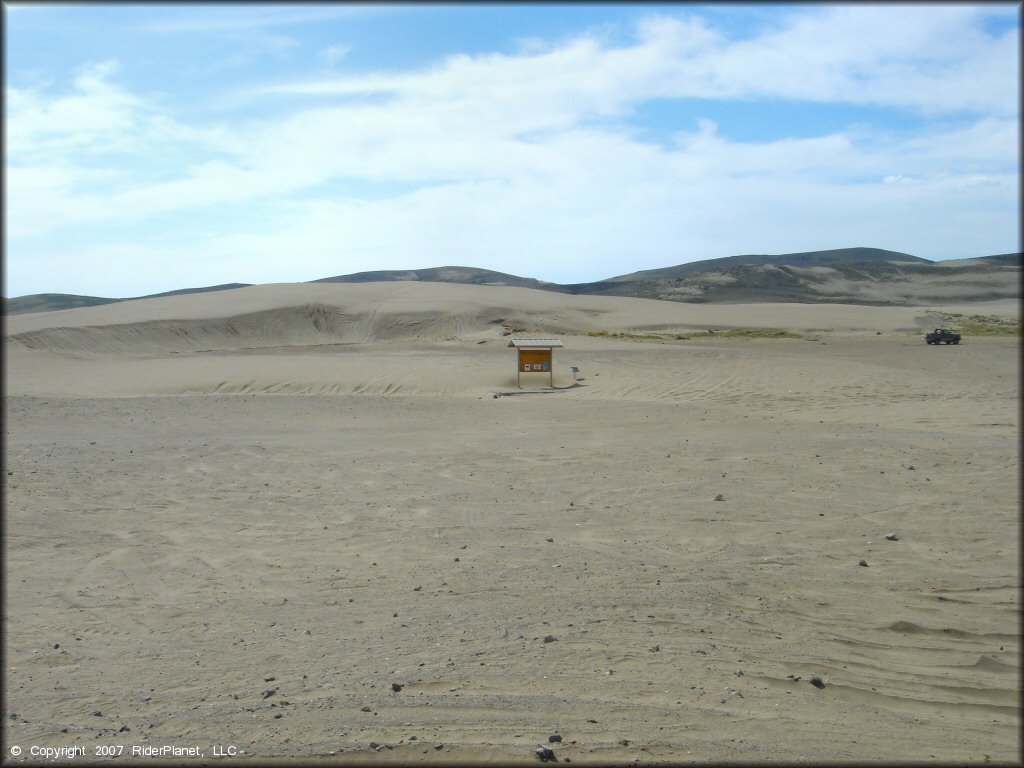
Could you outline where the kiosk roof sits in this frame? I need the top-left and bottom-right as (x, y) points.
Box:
(507, 338), (564, 348)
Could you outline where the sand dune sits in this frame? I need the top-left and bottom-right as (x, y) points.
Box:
(4, 282), (1019, 762)
(5, 282), (1016, 399)
(9, 280), (1016, 341)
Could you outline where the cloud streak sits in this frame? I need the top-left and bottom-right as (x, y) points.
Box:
(137, 5), (378, 34)
(256, 6), (1018, 116)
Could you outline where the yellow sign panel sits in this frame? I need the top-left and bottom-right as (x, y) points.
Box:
(519, 349), (552, 373)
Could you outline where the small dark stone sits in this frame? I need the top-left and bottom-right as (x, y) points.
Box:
(714, 494), (725, 502)
(368, 742), (380, 750)
(885, 533), (899, 541)
(118, 725), (130, 732)
(859, 560), (868, 567)
(391, 682), (403, 692)
(543, 635), (558, 643)
(549, 734), (562, 743)
(536, 745), (557, 762)
(92, 711), (102, 717)
(360, 706), (372, 712)
(261, 689), (276, 699)
(809, 676), (825, 689)
(908, 465), (916, 470)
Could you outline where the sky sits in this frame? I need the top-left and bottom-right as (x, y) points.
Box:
(3, 3), (1020, 298)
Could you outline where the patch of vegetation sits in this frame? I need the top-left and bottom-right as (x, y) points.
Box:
(587, 329), (803, 341)
(937, 313), (1020, 336)
(586, 331), (669, 341)
(676, 328), (804, 340)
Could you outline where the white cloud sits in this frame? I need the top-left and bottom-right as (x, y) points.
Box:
(319, 44), (351, 65)
(5, 164), (115, 238)
(6, 61), (142, 156)
(7, 59), (237, 159)
(4, 6), (1019, 296)
(256, 6), (1017, 116)
(696, 5), (1019, 115)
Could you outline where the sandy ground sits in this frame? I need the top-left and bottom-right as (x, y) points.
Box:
(3, 283), (1020, 764)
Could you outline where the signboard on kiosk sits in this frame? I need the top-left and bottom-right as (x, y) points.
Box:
(518, 348), (551, 373)
(507, 338), (563, 388)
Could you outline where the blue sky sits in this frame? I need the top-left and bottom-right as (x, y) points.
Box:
(4, 3), (1020, 298)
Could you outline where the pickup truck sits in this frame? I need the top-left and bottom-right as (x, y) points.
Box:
(924, 328), (961, 345)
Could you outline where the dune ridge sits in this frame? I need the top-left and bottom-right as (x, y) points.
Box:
(7, 282), (1017, 357)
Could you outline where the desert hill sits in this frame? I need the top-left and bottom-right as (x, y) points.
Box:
(3, 283), (252, 316)
(562, 256), (1020, 305)
(600, 247), (927, 282)
(935, 253), (1021, 267)
(312, 265), (551, 290)
(5, 249), (1020, 315)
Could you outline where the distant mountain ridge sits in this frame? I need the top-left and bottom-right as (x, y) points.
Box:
(602, 247), (928, 282)
(5, 249), (1019, 315)
(312, 265), (552, 290)
(3, 283), (252, 315)
(566, 250), (1019, 305)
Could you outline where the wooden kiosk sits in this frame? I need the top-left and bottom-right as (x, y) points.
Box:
(508, 337), (563, 388)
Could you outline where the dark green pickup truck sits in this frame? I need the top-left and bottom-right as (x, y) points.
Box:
(924, 328), (961, 345)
